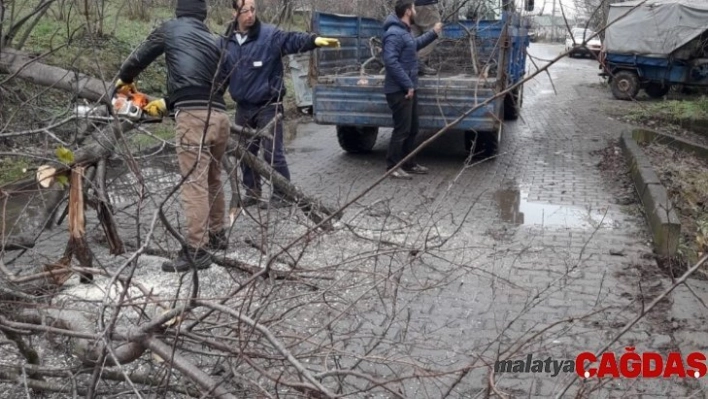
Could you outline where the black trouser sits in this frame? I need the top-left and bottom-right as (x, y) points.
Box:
(385, 91), (419, 170)
(236, 103), (290, 198)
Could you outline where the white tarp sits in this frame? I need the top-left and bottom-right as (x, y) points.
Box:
(604, 0), (708, 57)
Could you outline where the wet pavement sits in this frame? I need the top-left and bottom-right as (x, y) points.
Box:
(280, 43), (708, 396)
(3, 43), (708, 397)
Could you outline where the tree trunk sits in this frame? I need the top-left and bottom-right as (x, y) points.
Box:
(0, 47), (111, 103)
(0, 47), (340, 228)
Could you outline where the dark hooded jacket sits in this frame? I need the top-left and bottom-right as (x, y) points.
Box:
(381, 14), (438, 94)
(217, 18), (317, 108)
(118, 0), (225, 111)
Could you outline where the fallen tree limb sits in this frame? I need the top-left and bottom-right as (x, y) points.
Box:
(1, 235), (35, 251)
(0, 369), (112, 396)
(0, 47), (110, 103)
(136, 245), (331, 282)
(194, 300), (336, 399)
(0, 48), (337, 227)
(0, 364), (202, 397)
(15, 309), (146, 367)
(144, 336), (237, 399)
(227, 134), (339, 228)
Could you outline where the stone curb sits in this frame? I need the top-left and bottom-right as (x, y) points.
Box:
(632, 128), (708, 160)
(619, 132), (680, 256)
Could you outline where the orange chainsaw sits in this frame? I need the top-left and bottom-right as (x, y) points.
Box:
(111, 87), (163, 123)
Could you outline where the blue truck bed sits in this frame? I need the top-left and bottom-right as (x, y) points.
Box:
(309, 11), (530, 154)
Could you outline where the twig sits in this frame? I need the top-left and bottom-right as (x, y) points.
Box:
(194, 300), (337, 398)
(555, 253), (708, 398)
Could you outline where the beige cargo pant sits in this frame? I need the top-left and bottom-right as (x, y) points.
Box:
(411, 4), (441, 62)
(175, 109), (230, 249)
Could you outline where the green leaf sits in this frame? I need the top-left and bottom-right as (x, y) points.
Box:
(55, 147), (74, 164)
(56, 175), (69, 187)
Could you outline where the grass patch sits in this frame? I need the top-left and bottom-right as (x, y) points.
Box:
(627, 97), (708, 124)
(127, 122), (175, 151)
(642, 142), (708, 268)
(0, 158), (32, 185)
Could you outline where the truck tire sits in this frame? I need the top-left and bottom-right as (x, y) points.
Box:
(336, 125), (378, 153)
(644, 83), (670, 99)
(610, 70), (640, 100)
(504, 86), (522, 121)
(465, 130), (499, 158)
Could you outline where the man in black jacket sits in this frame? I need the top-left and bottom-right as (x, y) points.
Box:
(115, 0), (231, 272)
(412, 0), (441, 75)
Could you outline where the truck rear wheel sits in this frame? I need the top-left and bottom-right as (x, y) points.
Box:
(504, 86), (522, 121)
(610, 70), (640, 100)
(644, 83), (670, 98)
(465, 130), (499, 158)
(336, 125), (378, 153)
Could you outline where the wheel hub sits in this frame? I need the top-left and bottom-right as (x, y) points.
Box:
(617, 79), (631, 92)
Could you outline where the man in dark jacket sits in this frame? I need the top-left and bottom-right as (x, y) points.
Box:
(382, 0), (442, 179)
(116, 0), (231, 272)
(219, 0), (340, 209)
(412, 0), (441, 75)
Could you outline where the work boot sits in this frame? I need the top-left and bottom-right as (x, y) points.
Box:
(240, 189), (261, 208)
(389, 169), (413, 180)
(403, 163), (429, 175)
(418, 63), (438, 76)
(206, 229), (228, 251)
(162, 247), (212, 273)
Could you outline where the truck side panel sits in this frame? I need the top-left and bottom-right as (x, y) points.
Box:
(604, 53), (689, 82)
(314, 76), (499, 131)
(311, 12), (508, 132)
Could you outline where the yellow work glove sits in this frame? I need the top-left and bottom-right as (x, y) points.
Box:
(314, 37), (340, 48)
(115, 78), (136, 94)
(144, 98), (167, 117)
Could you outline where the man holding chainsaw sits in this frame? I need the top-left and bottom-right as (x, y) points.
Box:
(219, 0), (340, 209)
(114, 0), (231, 273)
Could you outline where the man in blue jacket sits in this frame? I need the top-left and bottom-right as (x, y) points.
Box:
(220, 0), (340, 209)
(382, 0), (442, 179)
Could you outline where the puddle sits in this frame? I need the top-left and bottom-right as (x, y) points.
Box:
(1, 163), (180, 239)
(494, 187), (614, 229)
(1, 194), (45, 235)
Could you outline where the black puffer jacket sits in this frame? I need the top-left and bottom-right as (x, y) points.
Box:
(118, 8), (225, 111)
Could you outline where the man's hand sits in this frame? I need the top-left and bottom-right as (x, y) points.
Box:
(144, 98), (167, 117)
(433, 22), (443, 35)
(314, 37), (341, 48)
(114, 79), (136, 95)
(405, 88), (414, 100)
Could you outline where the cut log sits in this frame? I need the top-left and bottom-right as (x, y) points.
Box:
(0, 48), (111, 103)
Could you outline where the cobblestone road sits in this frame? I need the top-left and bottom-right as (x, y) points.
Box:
(5, 43), (708, 398)
(280, 43), (708, 397)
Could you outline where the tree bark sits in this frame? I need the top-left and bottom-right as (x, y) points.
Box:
(0, 47), (340, 230)
(0, 47), (111, 102)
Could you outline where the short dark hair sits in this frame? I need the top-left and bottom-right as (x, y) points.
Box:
(395, 0), (414, 18)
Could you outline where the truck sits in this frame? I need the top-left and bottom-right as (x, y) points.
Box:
(306, 0), (532, 157)
(600, 0), (708, 100)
